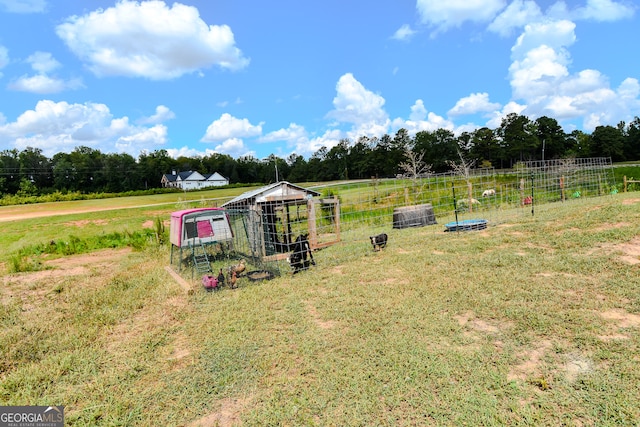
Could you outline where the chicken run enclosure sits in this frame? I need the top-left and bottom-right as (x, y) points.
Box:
(173, 157), (616, 279)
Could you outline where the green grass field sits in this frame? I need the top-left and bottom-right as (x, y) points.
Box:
(1, 191), (639, 425)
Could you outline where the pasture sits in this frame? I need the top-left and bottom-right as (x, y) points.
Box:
(1, 190), (639, 425)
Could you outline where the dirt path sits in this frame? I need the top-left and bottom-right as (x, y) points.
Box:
(0, 200), (178, 223)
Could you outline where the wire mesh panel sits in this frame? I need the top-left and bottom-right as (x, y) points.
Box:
(179, 157), (615, 279)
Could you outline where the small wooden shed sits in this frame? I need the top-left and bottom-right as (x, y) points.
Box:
(221, 181), (340, 261)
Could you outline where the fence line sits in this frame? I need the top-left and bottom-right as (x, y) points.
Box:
(180, 158), (616, 278)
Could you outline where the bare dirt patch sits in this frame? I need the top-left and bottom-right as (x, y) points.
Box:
(622, 198), (640, 205)
(1, 248), (133, 314)
(592, 238), (640, 265)
(63, 219), (109, 227)
(454, 311), (511, 345)
(590, 222), (631, 232)
(596, 308), (640, 341)
(455, 311), (501, 334)
(1, 248), (132, 291)
(142, 219), (170, 229)
(507, 339), (552, 382)
(330, 265), (345, 275)
(599, 308), (640, 328)
(187, 396), (251, 427)
(305, 300), (337, 330)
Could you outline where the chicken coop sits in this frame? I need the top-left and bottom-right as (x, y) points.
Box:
(221, 181), (341, 264)
(169, 207), (234, 275)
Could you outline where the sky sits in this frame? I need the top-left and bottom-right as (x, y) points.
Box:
(0, 0), (638, 162)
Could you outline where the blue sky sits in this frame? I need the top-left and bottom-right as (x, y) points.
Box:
(0, 0), (638, 161)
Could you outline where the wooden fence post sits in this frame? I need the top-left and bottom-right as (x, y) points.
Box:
(307, 199), (317, 249)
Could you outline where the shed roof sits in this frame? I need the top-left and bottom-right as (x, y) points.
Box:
(221, 181), (321, 209)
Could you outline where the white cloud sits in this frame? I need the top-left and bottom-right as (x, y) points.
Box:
(8, 74), (84, 94)
(260, 124), (344, 158)
(571, 0), (635, 21)
(618, 77), (640, 100)
(416, 0), (507, 32)
(0, 100), (168, 156)
(490, 0), (634, 37)
(0, 45), (10, 75)
(506, 18), (640, 130)
(137, 105), (175, 125)
(390, 99), (455, 135)
(7, 51), (84, 93)
(410, 99), (428, 122)
(115, 124), (168, 153)
(55, 0), (249, 80)
(510, 44), (570, 101)
(26, 51), (60, 74)
(488, 0), (542, 36)
(0, 0), (46, 13)
(448, 92), (502, 116)
(261, 123), (307, 144)
(391, 24), (417, 41)
(511, 19), (576, 57)
(303, 129), (343, 157)
(201, 113), (263, 142)
(485, 101), (527, 128)
(327, 73), (388, 127)
(167, 146), (207, 159)
(213, 137), (255, 158)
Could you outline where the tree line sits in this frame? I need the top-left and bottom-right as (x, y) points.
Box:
(1, 113), (639, 196)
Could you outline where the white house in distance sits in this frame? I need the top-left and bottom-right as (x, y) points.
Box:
(161, 170), (229, 190)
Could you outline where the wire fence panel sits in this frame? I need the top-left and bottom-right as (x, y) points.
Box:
(180, 157), (615, 279)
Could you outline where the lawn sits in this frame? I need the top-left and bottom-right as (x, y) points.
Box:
(1, 192), (639, 426)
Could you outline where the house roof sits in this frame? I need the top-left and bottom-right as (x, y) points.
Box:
(178, 171), (205, 181)
(162, 171), (227, 183)
(221, 181), (321, 209)
(204, 172), (228, 181)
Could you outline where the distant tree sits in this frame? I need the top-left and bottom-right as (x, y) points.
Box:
(201, 153), (237, 182)
(103, 153), (137, 192)
(469, 127), (501, 167)
(68, 146), (105, 192)
(236, 155), (261, 183)
(325, 139), (350, 180)
(414, 129), (458, 172)
(371, 134), (399, 177)
(261, 154), (288, 183)
(590, 125), (624, 161)
(51, 152), (76, 192)
(286, 154), (309, 183)
(347, 136), (374, 179)
(497, 113), (538, 165)
(535, 116), (567, 160)
(138, 149), (176, 190)
(175, 155), (200, 173)
(566, 130), (591, 157)
(308, 147), (329, 181)
(18, 147), (52, 193)
(623, 117), (640, 161)
(0, 149), (21, 194)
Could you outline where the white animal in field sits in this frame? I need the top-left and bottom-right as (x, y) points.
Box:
(482, 189), (496, 197)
